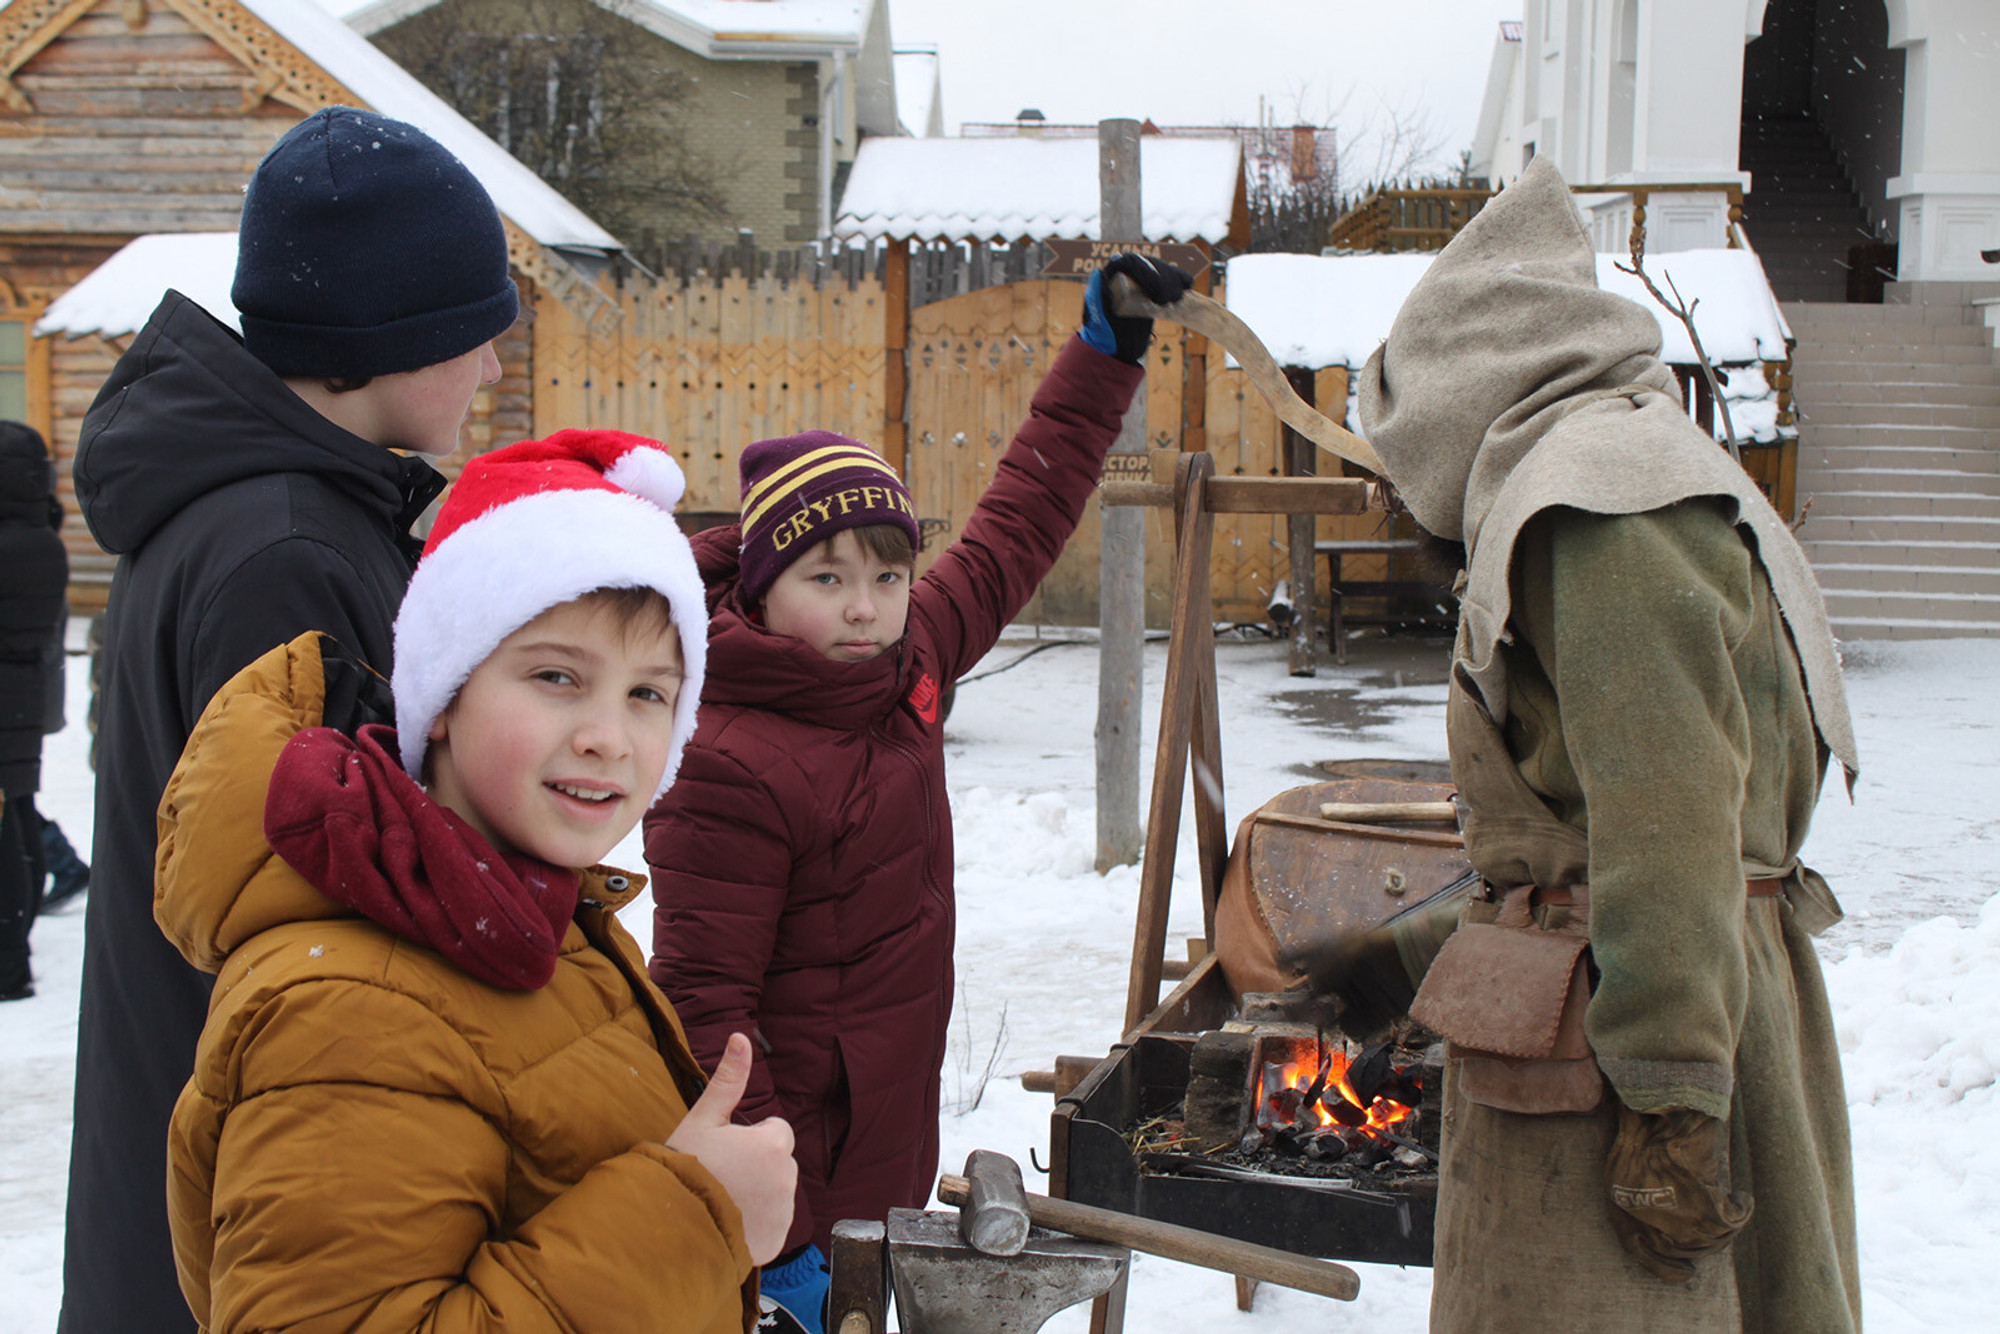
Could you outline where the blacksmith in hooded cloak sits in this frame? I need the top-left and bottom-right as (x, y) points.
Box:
(1352, 158), (1862, 1333)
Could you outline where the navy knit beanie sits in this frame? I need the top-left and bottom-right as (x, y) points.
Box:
(233, 107), (518, 378)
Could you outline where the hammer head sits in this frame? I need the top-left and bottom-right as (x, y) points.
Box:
(957, 1149), (1032, 1257)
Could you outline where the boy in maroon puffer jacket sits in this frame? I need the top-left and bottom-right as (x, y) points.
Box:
(644, 255), (1189, 1331)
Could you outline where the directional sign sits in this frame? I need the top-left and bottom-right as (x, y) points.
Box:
(1042, 239), (1209, 281)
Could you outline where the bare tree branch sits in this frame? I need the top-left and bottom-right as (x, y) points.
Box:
(1615, 231), (1741, 462)
(372, 0), (731, 246)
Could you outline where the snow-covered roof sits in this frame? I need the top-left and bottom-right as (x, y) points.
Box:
(1224, 248), (1793, 370)
(35, 234), (241, 340)
(234, 0), (620, 251)
(346, 0), (876, 53)
(834, 136), (1242, 243)
(893, 48), (942, 137)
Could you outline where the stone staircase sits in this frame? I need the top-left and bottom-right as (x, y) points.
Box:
(1786, 293), (2000, 639)
(1739, 116), (1885, 304)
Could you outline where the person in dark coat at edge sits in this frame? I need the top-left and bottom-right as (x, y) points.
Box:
(0, 420), (68, 1001)
(643, 254), (1190, 1333)
(1299, 158), (1861, 1332)
(60, 106), (514, 1333)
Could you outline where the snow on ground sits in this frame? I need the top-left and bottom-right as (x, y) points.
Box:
(2, 624), (1995, 1332)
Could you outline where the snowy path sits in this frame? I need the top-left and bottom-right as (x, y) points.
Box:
(2, 627), (1994, 1331)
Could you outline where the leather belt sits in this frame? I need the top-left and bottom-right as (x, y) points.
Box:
(1530, 877), (1784, 908)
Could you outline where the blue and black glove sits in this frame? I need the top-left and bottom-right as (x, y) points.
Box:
(758, 1242), (829, 1334)
(1080, 253), (1194, 365)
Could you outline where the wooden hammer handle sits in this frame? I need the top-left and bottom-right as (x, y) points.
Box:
(936, 1173), (1360, 1302)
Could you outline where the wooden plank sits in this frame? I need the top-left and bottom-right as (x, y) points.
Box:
(1282, 365), (1317, 676)
(881, 238), (908, 474)
(1100, 476), (1371, 516)
(1124, 452), (1215, 1033)
(0, 202), (245, 231)
(1206, 476), (1370, 514)
(1191, 603), (1228, 938)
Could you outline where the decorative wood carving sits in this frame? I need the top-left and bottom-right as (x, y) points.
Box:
(505, 218), (619, 327)
(159, 0), (357, 115)
(0, 0), (106, 112)
(242, 65), (281, 113)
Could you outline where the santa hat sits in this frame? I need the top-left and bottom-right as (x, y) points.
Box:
(391, 429), (708, 800)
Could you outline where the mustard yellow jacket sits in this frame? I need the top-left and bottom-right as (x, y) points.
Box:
(157, 635), (756, 1333)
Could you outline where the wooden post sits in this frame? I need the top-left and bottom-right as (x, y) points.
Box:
(882, 237), (910, 476)
(1181, 245), (1211, 454)
(1282, 366), (1317, 677)
(1123, 452), (1216, 1031)
(1095, 117), (1147, 873)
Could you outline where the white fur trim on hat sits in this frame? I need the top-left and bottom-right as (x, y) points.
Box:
(606, 446), (687, 511)
(391, 486), (708, 801)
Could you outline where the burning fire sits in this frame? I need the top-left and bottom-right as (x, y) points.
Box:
(1257, 1049), (1416, 1142)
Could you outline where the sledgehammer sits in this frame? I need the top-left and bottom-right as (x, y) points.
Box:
(937, 1149), (1361, 1302)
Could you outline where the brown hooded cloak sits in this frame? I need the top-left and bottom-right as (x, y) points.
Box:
(1358, 158), (1861, 1334)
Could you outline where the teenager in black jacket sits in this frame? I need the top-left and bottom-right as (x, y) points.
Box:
(61, 107), (516, 1333)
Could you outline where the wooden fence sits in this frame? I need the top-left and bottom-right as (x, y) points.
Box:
(1325, 188), (1494, 253)
(531, 258), (1402, 626)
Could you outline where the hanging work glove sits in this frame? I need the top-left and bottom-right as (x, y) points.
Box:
(1605, 1103), (1753, 1282)
(1079, 253), (1194, 364)
(1282, 874), (1471, 1040)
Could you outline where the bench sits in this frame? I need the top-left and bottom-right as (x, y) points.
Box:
(1314, 538), (1454, 663)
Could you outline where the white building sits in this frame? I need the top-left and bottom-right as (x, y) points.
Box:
(1471, 1), (2000, 290)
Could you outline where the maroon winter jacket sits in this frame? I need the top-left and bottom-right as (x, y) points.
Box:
(646, 337), (1143, 1253)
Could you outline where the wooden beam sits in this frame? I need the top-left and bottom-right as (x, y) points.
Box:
(160, 0), (357, 115)
(881, 237), (909, 474)
(0, 0), (108, 113)
(1282, 365), (1318, 677)
(1180, 244), (1210, 453)
(1101, 475), (1371, 516)
(1096, 116), (1146, 872)
(1124, 452), (1215, 1034)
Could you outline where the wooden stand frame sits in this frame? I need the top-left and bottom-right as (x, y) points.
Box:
(1081, 456), (1375, 1334)
(1101, 455), (1375, 1035)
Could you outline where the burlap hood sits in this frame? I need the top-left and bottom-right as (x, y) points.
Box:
(1358, 158), (1856, 780)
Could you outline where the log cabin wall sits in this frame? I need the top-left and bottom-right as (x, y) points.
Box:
(0, 0), (303, 233)
(0, 0), (571, 606)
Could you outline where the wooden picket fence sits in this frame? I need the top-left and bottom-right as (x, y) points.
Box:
(530, 255), (1405, 626)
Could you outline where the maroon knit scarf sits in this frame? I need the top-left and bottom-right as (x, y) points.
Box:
(264, 723), (579, 990)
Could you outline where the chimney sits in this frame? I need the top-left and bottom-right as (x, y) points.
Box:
(1292, 125), (1318, 182)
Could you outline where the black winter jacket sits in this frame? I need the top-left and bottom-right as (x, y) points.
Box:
(61, 291), (444, 1334)
(0, 422), (66, 797)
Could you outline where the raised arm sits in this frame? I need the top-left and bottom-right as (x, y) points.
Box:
(913, 258), (1186, 681)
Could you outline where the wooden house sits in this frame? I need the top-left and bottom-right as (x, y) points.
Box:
(347, 0), (911, 256)
(0, 0), (627, 604)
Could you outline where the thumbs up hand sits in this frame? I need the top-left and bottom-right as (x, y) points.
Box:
(666, 1031), (798, 1264)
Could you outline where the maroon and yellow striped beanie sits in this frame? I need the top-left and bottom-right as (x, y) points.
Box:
(737, 430), (919, 600)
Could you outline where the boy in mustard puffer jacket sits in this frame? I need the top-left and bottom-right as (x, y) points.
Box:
(158, 430), (794, 1332)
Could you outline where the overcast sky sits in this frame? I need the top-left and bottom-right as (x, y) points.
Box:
(890, 0), (1519, 173)
(316, 0), (1521, 176)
